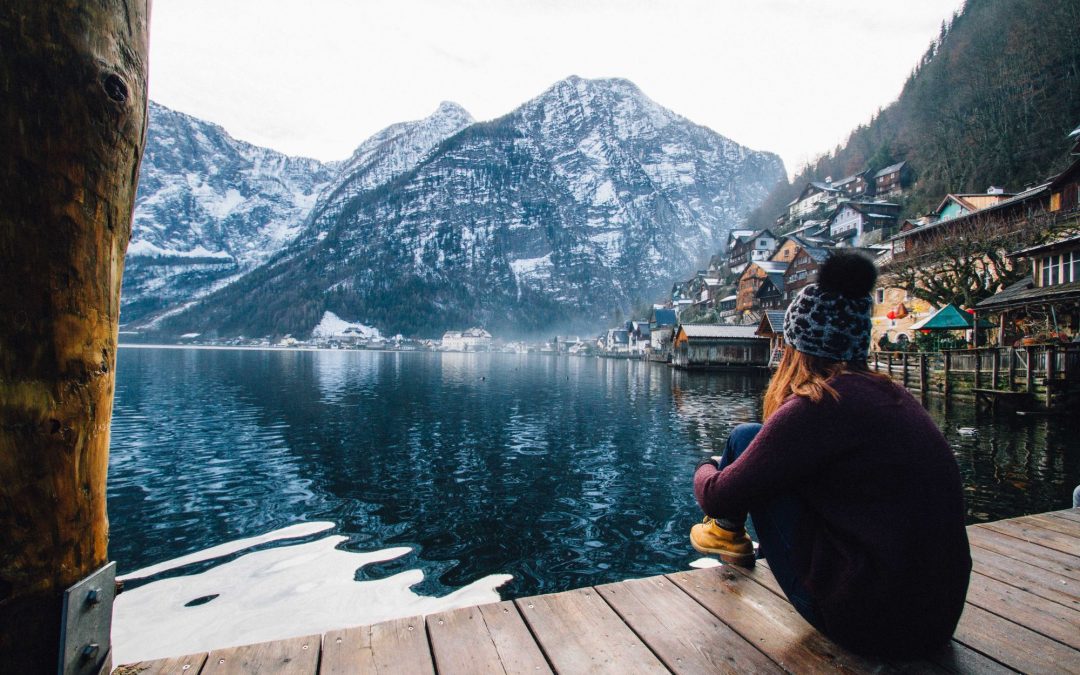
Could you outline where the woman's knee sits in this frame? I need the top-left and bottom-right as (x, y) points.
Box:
(728, 422), (763, 453)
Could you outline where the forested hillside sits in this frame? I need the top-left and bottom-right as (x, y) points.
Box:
(746, 0), (1080, 229)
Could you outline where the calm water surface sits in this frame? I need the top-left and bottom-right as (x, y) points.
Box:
(108, 347), (1080, 600)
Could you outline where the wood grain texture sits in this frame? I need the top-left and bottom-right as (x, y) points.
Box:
(979, 518), (1080, 557)
(202, 634), (319, 674)
(953, 603), (1079, 674)
(968, 524), (1080, 580)
(667, 567), (884, 674)
(516, 588), (668, 674)
(475, 602), (552, 675)
(971, 545), (1079, 610)
(427, 605), (506, 675)
(320, 626), (376, 675)
(113, 652), (208, 675)
(369, 616), (435, 675)
(597, 575), (780, 674)
(0, 1), (149, 670)
(964, 571), (1080, 648)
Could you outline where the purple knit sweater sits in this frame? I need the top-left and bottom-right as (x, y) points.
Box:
(694, 373), (971, 655)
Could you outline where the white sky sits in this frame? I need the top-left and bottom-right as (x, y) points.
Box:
(149, 0), (965, 178)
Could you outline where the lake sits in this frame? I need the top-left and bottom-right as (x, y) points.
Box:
(107, 346), (1079, 663)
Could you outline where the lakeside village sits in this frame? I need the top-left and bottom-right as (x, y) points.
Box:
(593, 128), (1080, 410)
(169, 128), (1080, 410)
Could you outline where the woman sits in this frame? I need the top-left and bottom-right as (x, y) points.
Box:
(691, 251), (971, 657)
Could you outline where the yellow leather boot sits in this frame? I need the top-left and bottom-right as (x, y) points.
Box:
(690, 517), (755, 567)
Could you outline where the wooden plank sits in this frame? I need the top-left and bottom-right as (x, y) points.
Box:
(114, 652), (208, 675)
(667, 567), (884, 673)
(1053, 508), (1080, 524)
(1024, 513), (1080, 538)
(968, 524), (1080, 581)
(426, 605), (509, 675)
(515, 587), (668, 673)
(724, 565), (992, 674)
(953, 603), (1078, 674)
(476, 601), (552, 675)
(970, 545), (1079, 611)
(964, 571), (1080, 649)
(369, 616), (435, 675)
(320, 626), (375, 675)
(978, 518), (1080, 557)
(201, 634), (319, 674)
(596, 575), (781, 674)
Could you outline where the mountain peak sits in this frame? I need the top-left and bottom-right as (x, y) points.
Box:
(432, 100), (473, 122)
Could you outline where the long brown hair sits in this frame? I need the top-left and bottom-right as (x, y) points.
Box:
(762, 346), (889, 420)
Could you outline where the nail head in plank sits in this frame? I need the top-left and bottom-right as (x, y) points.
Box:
(320, 626), (376, 675)
(476, 601), (552, 674)
(113, 652), (208, 675)
(426, 605), (507, 675)
(201, 634), (320, 674)
(369, 616), (436, 675)
(515, 588), (668, 673)
(597, 575), (781, 674)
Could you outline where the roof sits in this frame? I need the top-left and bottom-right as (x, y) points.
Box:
(977, 278), (1080, 310)
(756, 311), (787, 335)
(873, 161), (906, 179)
(748, 261), (788, 274)
(652, 308), (677, 326)
(1009, 233), (1080, 258)
(909, 304), (992, 330)
(678, 324), (767, 340)
(892, 182), (1052, 241)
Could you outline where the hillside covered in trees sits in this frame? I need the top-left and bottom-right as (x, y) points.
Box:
(745, 0), (1080, 230)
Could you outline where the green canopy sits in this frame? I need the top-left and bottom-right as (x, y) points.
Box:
(909, 303), (993, 330)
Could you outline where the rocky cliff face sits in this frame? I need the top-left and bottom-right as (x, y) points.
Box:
(122, 101), (338, 328)
(139, 78), (785, 338)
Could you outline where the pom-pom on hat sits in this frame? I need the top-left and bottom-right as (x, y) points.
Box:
(783, 250), (877, 362)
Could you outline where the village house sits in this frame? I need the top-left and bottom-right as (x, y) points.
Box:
(826, 201), (901, 247)
(755, 273), (785, 310)
(755, 311), (787, 367)
(671, 324), (770, 369)
(872, 161), (913, 197)
(783, 245), (831, 302)
(441, 327), (492, 351)
(727, 228), (779, 276)
(932, 188), (1014, 223)
(736, 260), (788, 314)
(629, 320), (652, 355)
(787, 181), (842, 222)
(831, 170), (873, 198)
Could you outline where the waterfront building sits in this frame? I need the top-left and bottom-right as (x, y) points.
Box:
(671, 324), (769, 369)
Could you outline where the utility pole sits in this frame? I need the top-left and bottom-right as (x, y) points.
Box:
(0, 2), (149, 671)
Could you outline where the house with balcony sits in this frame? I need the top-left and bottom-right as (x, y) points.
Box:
(827, 201), (900, 247)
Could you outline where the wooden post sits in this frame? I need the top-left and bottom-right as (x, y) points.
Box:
(902, 352), (909, 388)
(1046, 345), (1056, 408)
(1025, 347), (1035, 394)
(974, 349), (982, 390)
(887, 352), (893, 375)
(991, 349), (1000, 391)
(0, 3), (149, 672)
(1007, 347), (1016, 391)
(919, 353), (928, 397)
(943, 351), (952, 400)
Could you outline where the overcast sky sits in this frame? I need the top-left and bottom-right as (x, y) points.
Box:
(149, 0), (965, 178)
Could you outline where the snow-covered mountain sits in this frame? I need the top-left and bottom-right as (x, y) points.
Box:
(122, 101), (338, 327)
(160, 77), (784, 338)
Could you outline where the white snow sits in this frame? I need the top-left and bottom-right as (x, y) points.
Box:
(509, 254), (552, 277)
(178, 333), (201, 339)
(127, 241), (233, 259)
(111, 526), (512, 667)
(311, 311), (381, 339)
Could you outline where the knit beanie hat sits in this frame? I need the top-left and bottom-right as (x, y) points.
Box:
(783, 250), (877, 362)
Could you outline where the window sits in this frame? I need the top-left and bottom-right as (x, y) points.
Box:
(875, 289), (885, 304)
(1042, 255), (1062, 286)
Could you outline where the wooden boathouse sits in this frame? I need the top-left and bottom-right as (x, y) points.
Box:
(671, 324), (769, 369)
(118, 508), (1080, 674)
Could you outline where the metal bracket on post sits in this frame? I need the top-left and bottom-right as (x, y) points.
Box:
(58, 561), (116, 675)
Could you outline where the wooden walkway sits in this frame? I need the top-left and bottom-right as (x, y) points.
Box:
(116, 508), (1080, 674)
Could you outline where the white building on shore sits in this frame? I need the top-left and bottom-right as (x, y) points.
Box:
(441, 327), (493, 351)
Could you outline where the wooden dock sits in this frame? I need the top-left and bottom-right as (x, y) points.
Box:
(116, 508), (1080, 674)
